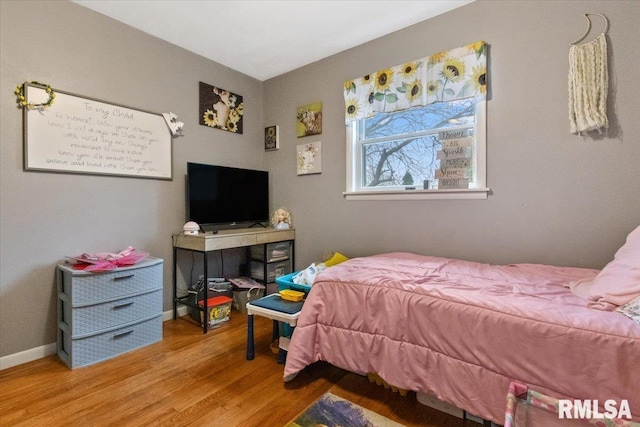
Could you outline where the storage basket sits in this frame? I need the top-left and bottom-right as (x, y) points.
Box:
(232, 287), (265, 314)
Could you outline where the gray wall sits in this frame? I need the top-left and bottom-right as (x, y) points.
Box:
(0, 0), (265, 358)
(1, 0), (639, 361)
(265, 0), (640, 269)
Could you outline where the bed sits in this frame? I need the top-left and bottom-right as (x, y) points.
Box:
(283, 231), (640, 425)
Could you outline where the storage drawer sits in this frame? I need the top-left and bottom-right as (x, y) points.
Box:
(58, 316), (162, 368)
(249, 260), (291, 282)
(61, 289), (162, 337)
(250, 242), (291, 262)
(59, 259), (163, 305)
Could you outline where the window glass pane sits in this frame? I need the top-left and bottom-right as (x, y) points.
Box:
(362, 98), (476, 140)
(362, 135), (441, 188)
(347, 98), (486, 197)
(358, 98), (476, 189)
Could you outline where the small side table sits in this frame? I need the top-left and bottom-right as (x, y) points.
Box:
(246, 294), (303, 364)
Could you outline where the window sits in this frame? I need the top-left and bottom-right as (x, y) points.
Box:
(345, 99), (487, 200)
(342, 41), (489, 200)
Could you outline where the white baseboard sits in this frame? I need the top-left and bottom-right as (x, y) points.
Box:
(1, 308), (189, 371)
(163, 305), (189, 320)
(0, 343), (57, 371)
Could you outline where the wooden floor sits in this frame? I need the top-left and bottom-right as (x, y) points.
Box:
(0, 312), (478, 426)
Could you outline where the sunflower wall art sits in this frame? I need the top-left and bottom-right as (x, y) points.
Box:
(199, 81), (243, 134)
(264, 125), (279, 151)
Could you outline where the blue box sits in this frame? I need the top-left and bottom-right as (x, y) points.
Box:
(275, 271), (312, 294)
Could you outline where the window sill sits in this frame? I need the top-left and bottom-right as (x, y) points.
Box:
(342, 188), (490, 201)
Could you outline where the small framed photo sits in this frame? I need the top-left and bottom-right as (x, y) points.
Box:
(297, 141), (322, 175)
(296, 102), (322, 138)
(264, 125), (279, 151)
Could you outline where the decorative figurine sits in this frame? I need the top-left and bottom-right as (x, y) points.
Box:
(272, 208), (292, 229)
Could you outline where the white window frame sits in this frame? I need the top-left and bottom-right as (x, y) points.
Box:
(344, 100), (489, 201)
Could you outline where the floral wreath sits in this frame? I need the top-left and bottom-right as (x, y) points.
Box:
(14, 81), (56, 109)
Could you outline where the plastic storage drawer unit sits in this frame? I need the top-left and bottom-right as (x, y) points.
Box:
(56, 257), (163, 368)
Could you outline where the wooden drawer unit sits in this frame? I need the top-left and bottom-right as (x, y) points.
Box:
(57, 257), (163, 368)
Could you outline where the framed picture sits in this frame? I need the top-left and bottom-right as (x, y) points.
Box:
(296, 101), (322, 138)
(23, 83), (172, 180)
(199, 81), (243, 134)
(297, 141), (322, 175)
(264, 125), (279, 151)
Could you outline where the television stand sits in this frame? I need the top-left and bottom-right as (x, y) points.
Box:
(248, 222), (267, 228)
(172, 227), (295, 333)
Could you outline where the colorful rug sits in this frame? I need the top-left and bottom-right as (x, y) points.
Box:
(285, 392), (405, 427)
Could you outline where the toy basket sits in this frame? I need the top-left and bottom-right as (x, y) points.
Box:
(232, 287), (265, 314)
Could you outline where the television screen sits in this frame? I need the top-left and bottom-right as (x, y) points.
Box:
(187, 162), (269, 227)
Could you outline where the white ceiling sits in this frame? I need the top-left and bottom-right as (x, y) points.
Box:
(72, 0), (474, 81)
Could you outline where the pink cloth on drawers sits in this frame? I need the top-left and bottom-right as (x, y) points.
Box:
(283, 252), (640, 424)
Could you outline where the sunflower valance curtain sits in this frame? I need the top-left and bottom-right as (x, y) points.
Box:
(343, 41), (487, 123)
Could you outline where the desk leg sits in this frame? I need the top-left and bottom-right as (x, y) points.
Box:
(172, 247), (177, 320)
(247, 314), (255, 360)
(202, 251), (208, 334)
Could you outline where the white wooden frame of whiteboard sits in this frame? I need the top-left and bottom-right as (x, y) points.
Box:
(23, 83), (173, 180)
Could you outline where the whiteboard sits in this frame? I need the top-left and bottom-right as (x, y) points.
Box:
(23, 84), (172, 180)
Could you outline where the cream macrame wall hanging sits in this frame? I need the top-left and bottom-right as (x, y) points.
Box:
(568, 13), (609, 135)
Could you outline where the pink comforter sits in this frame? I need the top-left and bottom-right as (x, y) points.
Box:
(283, 253), (640, 424)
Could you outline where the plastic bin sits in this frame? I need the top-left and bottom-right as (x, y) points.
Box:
(249, 260), (291, 282)
(198, 296), (232, 329)
(189, 282), (233, 324)
(275, 271), (312, 294)
(199, 281), (233, 300)
(250, 242), (291, 262)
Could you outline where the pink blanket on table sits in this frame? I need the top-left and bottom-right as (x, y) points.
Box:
(283, 253), (640, 424)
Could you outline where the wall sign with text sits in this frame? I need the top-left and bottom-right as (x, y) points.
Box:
(23, 83), (172, 180)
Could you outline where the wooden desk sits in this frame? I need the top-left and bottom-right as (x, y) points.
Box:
(172, 228), (295, 333)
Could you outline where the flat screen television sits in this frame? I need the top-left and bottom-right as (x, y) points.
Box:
(186, 162), (269, 228)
